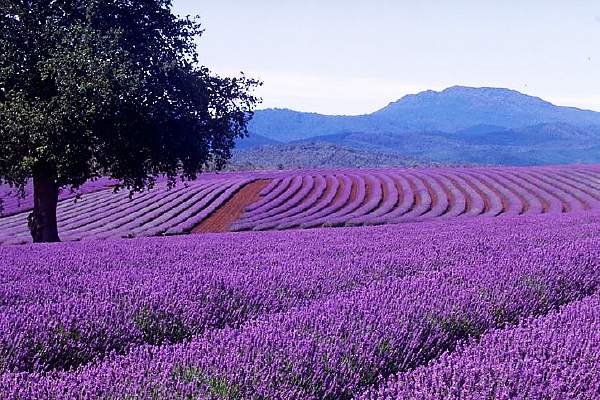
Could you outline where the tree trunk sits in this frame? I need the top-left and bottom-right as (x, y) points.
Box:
(28, 167), (60, 243)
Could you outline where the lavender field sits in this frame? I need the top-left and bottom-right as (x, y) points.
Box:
(1, 165), (599, 399)
(5, 1), (600, 398)
(1, 165), (600, 244)
(0, 208), (599, 399)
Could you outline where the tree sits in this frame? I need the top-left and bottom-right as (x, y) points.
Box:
(0, 0), (261, 242)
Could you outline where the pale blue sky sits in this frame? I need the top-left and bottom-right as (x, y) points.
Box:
(174, 0), (600, 115)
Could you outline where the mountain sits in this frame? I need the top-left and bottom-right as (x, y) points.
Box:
(248, 86), (600, 140)
(247, 108), (399, 142)
(286, 123), (600, 166)
(243, 86), (600, 166)
(235, 133), (281, 150)
(446, 122), (600, 146)
(372, 86), (600, 131)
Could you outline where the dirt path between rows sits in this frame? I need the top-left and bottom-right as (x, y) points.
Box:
(192, 179), (271, 233)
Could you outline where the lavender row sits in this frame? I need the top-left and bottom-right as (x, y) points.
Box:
(252, 175), (328, 231)
(364, 174), (415, 225)
(0, 178), (248, 244)
(0, 182), (200, 243)
(0, 178), (116, 217)
(524, 170), (586, 211)
(0, 186), (115, 230)
(235, 166), (600, 231)
(413, 171), (448, 220)
(537, 169), (600, 209)
(348, 173), (398, 225)
(293, 174), (353, 228)
(129, 181), (234, 237)
(83, 181), (229, 241)
(276, 174), (341, 229)
(463, 171), (506, 216)
(233, 175), (314, 230)
(3, 166), (600, 239)
(434, 172), (465, 218)
(361, 294), (600, 399)
(2, 212), (598, 398)
(2, 214), (525, 372)
(323, 173), (377, 227)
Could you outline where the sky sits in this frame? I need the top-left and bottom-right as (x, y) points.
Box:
(173, 0), (600, 115)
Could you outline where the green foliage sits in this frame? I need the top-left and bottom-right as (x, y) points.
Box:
(0, 0), (261, 192)
(132, 306), (191, 345)
(171, 364), (240, 399)
(427, 312), (485, 340)
(230, 142), (428, 171)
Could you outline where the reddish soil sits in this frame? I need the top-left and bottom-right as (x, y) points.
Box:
(432, 175), (452, 215)
(360, 177), (372, 207)
(478, 173), (512, 214)
(330, 175), (350, 206)
(393, 177), (404, 208)
(406, 176), (420, 212)
(380, 177), (391, 209)
(349, 177), (359, 203)
(445, 175), (471, 215)
(420, 175), (437, 214)
(192, 179), (271, 233)
(461, 174), (491, 213)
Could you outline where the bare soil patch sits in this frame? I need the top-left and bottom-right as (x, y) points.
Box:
(445, 174), (470, 215)
(330, 175), (351, 206)
(406, 176), (420, 212)
(420, 175), (436, 214)
(193, 179), (271, 233)
(463, 174), (491, 213)
(431, 175), (452, 215)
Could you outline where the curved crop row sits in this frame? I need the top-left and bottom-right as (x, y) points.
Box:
(0, 178), (115, 217)
(0, 178), (252, 244)
(2, 166), (600, 240)
(361, 293), (600, 400)
(232, 165), (600, 231)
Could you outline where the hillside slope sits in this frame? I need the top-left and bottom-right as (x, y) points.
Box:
(287, 124), (600, 166)
(230, 142), (434, 170)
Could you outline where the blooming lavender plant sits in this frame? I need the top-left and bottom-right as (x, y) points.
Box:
(0, 212), (598, 399)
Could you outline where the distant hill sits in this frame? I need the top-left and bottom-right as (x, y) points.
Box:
(372, 86), (600, 131)
(445, 122), (600, 145)
(246, 109), (395, 142)
(235, 133), (281, 150)
(228, 142), (437, 170)
(243, 86), (600, 166)
(285, 123), (600, 166)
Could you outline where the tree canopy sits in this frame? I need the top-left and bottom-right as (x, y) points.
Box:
(0, 0), (261, 241)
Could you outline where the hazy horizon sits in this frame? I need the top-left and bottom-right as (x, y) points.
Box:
(174, 1), (600, 115)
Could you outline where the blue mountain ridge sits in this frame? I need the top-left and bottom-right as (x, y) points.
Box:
(239, 86), (600, 165)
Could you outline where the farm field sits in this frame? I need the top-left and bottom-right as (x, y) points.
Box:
(0, 211), (599, 399)
(1, 165), (600, 399)
(5, 2), (599, 399)
(1, 164), (600, 244)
